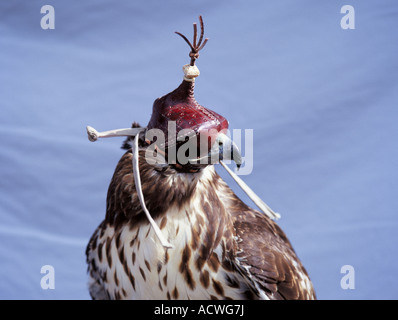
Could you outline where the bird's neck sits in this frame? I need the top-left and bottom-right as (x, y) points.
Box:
(105, 151), (232, 233)
(137, 165), (238, 263)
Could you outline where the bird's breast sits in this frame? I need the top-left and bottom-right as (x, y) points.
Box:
(89, 198), (253, 300)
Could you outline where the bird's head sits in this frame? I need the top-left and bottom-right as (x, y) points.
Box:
(144, 17), (242, 173)
(86, 16), (242, 174)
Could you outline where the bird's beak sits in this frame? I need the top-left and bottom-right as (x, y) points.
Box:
(187, 132), (242, 169)
(210, 133), (242, 169)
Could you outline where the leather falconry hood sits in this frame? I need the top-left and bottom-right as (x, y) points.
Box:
(146, 16), (229, 164)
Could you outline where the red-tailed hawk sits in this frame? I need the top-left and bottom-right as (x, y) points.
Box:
(85, 17), (316, 300)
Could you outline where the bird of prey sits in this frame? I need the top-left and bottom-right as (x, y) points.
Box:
(85, 17), (316, 300)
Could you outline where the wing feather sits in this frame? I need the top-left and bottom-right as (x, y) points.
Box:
(220, 180), (316, 300)
(232, 208), (316, 299)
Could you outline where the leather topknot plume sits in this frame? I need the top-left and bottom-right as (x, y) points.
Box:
(175, 16), (209, 66)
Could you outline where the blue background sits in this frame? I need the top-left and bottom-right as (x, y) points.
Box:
(0, 0), (397, 299)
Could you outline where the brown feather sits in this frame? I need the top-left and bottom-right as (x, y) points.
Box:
(86, 146), (316, 300)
